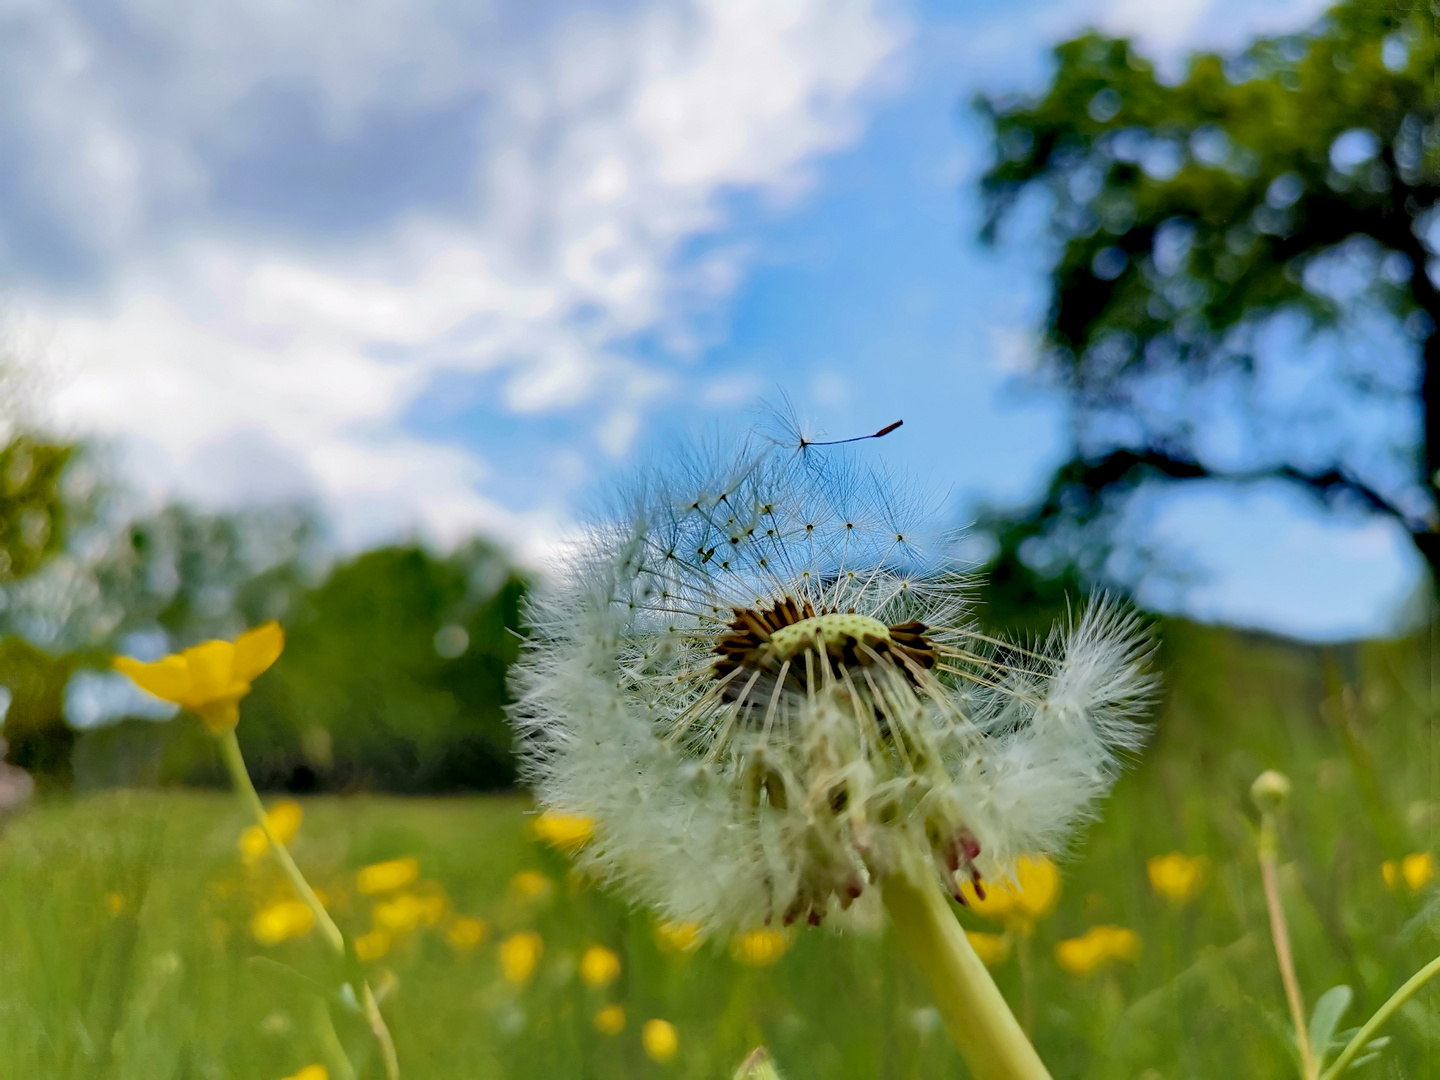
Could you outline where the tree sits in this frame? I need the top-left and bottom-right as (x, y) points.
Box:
(976, 1), (1440, 612)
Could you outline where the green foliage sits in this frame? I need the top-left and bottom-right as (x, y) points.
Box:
(3, 620), (1440, 1078)
(0, 436), (70, 584)
(0, 635), (74, 789)
(974, 0), (1440, 599)
(235, 544), (526, 793)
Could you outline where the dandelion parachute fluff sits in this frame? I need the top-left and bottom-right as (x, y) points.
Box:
(512, 423), (1154, 935)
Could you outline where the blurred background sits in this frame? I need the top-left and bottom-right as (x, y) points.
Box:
(2, 0), (1439, 1077)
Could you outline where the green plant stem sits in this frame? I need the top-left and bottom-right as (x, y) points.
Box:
(1322, 953), (1440, 1079)
(882, 872), (1052, 1080)
(218, 728), (400, 1080)
(1258, 812), (1314, 1080)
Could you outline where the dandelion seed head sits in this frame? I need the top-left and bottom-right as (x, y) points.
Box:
(512, 427), (1155, 934)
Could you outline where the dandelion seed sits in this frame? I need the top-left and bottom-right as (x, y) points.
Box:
(1147, 852), (1207, 906)
(356, 857), (420, 896)
(513, 428), (1153, 934)
(594, 1004), (626, 1035)
(642, 1018), (679, 1063)
(446, 916), (489, 951)
(499, 931), (544, 984)
(580, 945), (622, 987)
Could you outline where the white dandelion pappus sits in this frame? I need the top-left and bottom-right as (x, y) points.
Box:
(511, 426), (1154, 934)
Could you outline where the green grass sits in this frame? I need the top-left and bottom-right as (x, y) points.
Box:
(2, 619), (1439, 1079)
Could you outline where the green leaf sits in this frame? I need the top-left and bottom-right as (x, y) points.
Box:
(1310, 985), (1354, 1064)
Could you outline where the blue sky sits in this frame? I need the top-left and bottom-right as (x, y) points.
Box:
(2, 0), (1422, 641)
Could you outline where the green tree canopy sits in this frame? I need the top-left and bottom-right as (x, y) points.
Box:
(977, 0), (1440, 614)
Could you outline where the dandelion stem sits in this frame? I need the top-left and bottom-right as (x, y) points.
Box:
(1322, 952), (1440, 1079)
(882, 872), (1052, 1080)
(218, 728), (401, 1080)
(1257, 810), (1314, 1080)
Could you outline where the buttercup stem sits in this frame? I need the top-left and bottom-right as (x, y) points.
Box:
(218, 729), (344, 953)
(882, 872), (1052, 1080)
(1258, 812), (1314, 1080)
(218, 728), (400, 1080)
(1322, 952), (1440, 1079)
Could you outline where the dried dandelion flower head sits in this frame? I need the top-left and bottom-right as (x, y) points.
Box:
(512, 424), (1154, 934)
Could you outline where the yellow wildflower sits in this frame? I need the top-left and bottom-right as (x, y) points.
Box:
(532, 811), (595, 853)
(1382, 852), (1436, 892)
(240, 800), (304, 864)
(579, 945), (622, 988)
(373, 893), (427, 934)
(250, 900), (315, 946)
(965, 931), (1011, 968)
(509, 870), (553, 903)
(593, 1004), (626, 1035)
(730, 928), (790, 967)
(1055, 925), (1141, 976)
(1147, 852), (1207, 906)
(499, 931), (544, 984)
(412, 880), (449, 925)
(354, 929), (391, 962)
(642, 1018), (679, 1063)
(113, 622), (284, 734)
(446, 916), (489, 951)
(654, 920), (703, 953)
(279, 1067), (328, 1080)
(356, 857), (420, 896)
(959, 854), (1061, 932)
(104, 892), (125, 915)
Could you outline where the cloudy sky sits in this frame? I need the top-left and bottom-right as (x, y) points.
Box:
(2, 0), (1421, 641)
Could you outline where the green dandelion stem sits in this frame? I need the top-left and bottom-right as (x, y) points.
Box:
(882, 872), (1052, 1080)
(217, 729), (345, 953)
(1322, 952), (1440, 1079)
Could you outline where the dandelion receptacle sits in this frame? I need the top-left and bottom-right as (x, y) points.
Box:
(512, 419), (1155, 1078)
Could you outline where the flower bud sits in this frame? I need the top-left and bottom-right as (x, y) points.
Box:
(1250, 770), (1291, 814)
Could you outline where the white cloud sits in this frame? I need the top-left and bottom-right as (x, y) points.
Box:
(8, 0), (906, 560)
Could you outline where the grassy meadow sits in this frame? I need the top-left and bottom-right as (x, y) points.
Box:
(3, 619), (1438, 1079)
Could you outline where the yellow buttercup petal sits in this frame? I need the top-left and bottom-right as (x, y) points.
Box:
(113, 654), (193, 705)
(185, 639), (239, 704)
(234, 622), (285, 684)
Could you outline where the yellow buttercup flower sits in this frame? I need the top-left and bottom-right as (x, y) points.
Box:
(104, 892), (125, 916)
(579, 945), (622, 988)
(532, 811), (595, 852)
(730, 928), (790, 967)
(499, 931), (544, 984)
(593, 1004), (626, 1035)
(446, 916), (489, 951)
(354, 929), (391, 962)
(113, 622), (284, 734)
(1147, 852), (1207, 906)
(279, 1066), (328, 1080)
(356, 857), (420, 896)
(642, 1018), (679, 1063)
(654, 920), (703, 953)
(509, 870), (553, 903)
(1382, 852), (1436, 892)
(1055, 925), (1141, 976)
(250, 900), (315, 946)
(240, 800), (304, 864)
(373, 893), (426, 934)
(959, 854), (1061, 932)
(965, 931), (1012, 968)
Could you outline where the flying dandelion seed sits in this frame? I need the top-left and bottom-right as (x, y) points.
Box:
(512, 421), (1154, 934)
